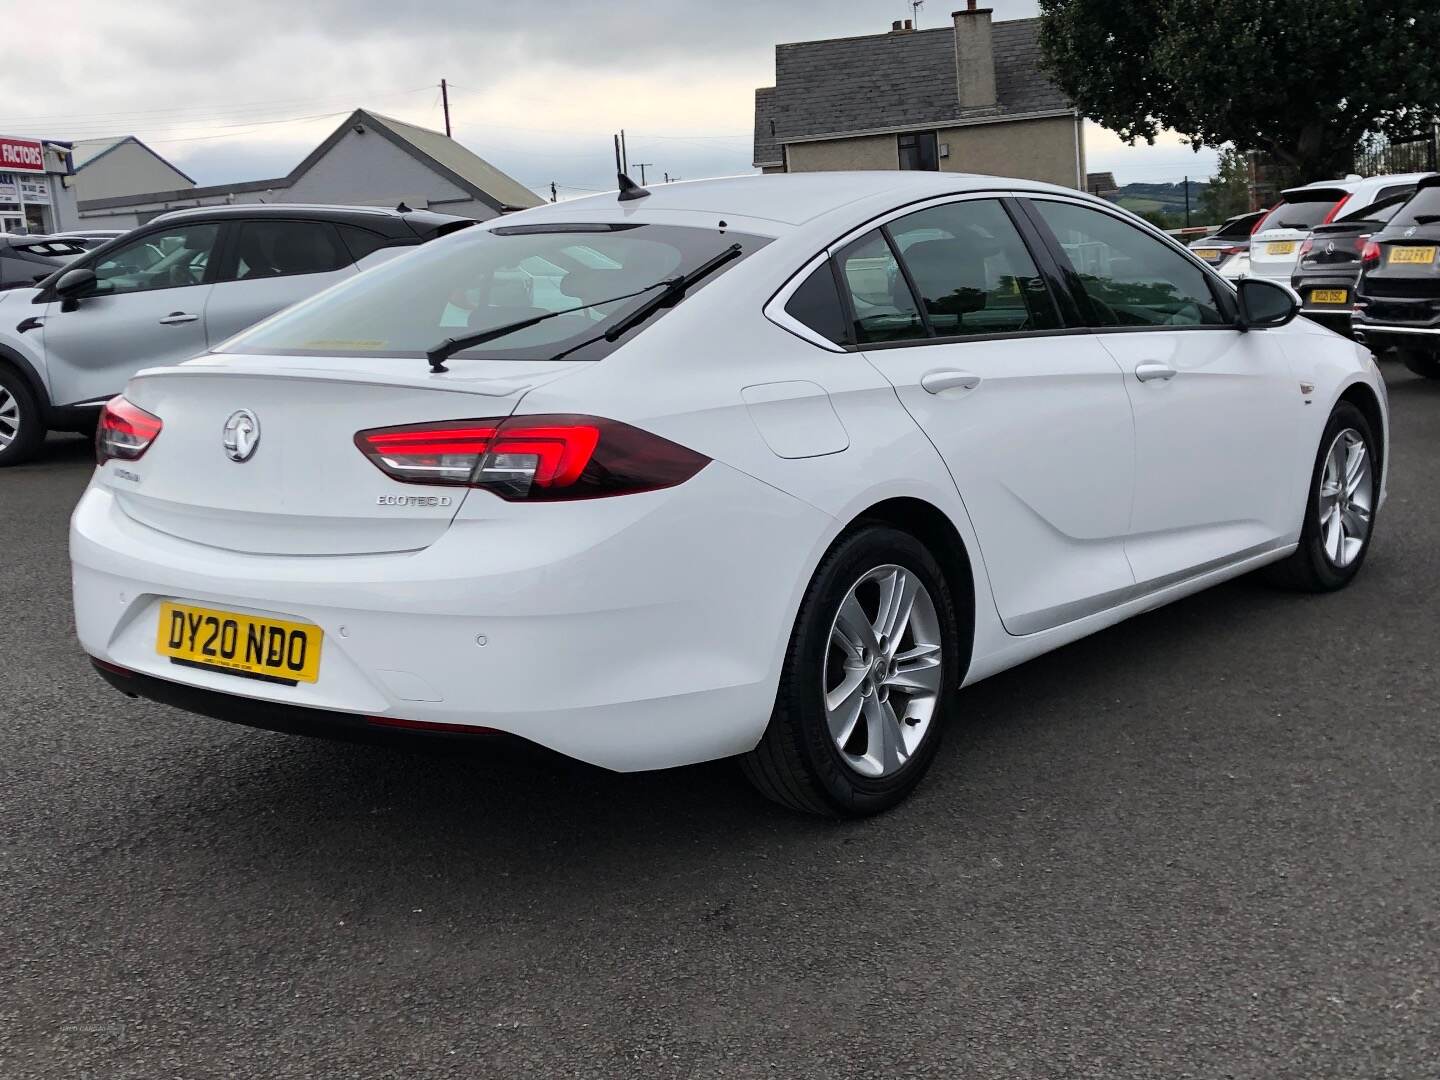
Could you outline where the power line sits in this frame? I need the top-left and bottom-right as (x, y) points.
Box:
(0, 86), (433, 131)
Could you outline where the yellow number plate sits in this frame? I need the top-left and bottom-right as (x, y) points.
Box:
(1266, 241), (1297, 256)
(1389, 246), (1437, 265)
(1309, 289), (1349, 304)
(156, 601), (322, 684)
(1196, 248), (1224, 262)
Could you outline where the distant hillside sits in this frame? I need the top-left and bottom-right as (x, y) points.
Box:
(1108, 181), (1209, 216)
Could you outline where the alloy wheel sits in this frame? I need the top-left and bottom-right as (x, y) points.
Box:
(1318, 427), (1374, 568)
(0, 386), (19, 450)
(824, 564), (943, 778)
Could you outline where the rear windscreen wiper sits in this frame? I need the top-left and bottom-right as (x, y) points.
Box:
(423, 242), (742, 373)
(1412, 214), (1440, 225)
(425, 280), (667, 373)
(596, 242), (742, 344)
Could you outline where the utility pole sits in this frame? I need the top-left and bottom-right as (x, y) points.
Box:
(633, 162), (654, 185)
(440, 78), (451, 138)
(1184, 175), (1191, 228)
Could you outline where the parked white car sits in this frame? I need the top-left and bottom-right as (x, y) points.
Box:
(0, 204), (472, 465)
(1248, 173), (1432, 282)
(72, 173), (1389, 816)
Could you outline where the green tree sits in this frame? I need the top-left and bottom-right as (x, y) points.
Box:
(1038, 0), (1440, 184)
(1200, 147), (1252, 222)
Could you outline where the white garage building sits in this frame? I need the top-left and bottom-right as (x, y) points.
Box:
(76, 109), (543, 228)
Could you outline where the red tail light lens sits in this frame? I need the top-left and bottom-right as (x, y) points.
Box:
(355, 415), (710, 501)
(1298, 239), (1314, 258)
(1361, 240), (1382, 270)
(96, 396), (162, 464)
(1354, 233), (1372, 254)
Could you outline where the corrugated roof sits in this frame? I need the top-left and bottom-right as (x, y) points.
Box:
(755, 18), (1071, 166)
(365, 112), (542, 211)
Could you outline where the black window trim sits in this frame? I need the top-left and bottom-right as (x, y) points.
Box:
(763, 186), (1140, 354)
(1015, 194), (1241, 333)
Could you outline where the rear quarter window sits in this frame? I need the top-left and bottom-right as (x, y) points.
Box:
(782, 261), (849, 345)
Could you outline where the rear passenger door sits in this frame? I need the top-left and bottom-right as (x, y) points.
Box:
(842, 195), (1138, 636)
(203, 218), (358, 346)
(1021, 197), (1301, 585)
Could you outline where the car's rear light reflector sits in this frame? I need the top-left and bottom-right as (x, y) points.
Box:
(96, 396), (162, 464)
(355, 414), (710, 500)
(365, 716), (501, 735)
(1361, 240), (1382, 270)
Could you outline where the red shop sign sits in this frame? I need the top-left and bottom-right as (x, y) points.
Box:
(0, 137), (46, 173)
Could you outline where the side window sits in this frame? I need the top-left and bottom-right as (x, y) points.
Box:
(889, 199), (1061, 336)
(1030, 201), (1226, 327)
(90, 223), (220, 296)
(836, 230), (925, 344)
(337, 225), (391, 263)
(783, 261), (849, 345)
(231, 220), (348, 281)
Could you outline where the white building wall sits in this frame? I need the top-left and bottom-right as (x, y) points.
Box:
(282, 127), (499, 219)
(74, 142), (193, 202)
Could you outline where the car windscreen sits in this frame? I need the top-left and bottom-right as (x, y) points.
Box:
(1389, 185), (1440, 227)
(221, 222), (769, 361)
(1255, 197), (1341, 233)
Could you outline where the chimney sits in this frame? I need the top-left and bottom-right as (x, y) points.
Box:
(953, 2), (997, 111)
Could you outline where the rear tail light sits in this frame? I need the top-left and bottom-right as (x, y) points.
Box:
(1298, 239), (1314, 258)
(1361, 240), (1382, 270)
(1321, 195), (1351, 224)
(355, 415), (710, 501)
(1354, 233), (1372, 254)
(96, 396), (162, 464)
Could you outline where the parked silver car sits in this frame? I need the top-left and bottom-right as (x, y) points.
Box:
(0, 204), (473, 464)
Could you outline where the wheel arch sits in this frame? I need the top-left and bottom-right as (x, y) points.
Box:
(1336, 379), (1386, 483)
(850, 496), (977, 683)
(0, 342), (50, 411)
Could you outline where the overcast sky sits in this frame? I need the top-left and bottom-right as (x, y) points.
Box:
(0, 0), (1217, 198)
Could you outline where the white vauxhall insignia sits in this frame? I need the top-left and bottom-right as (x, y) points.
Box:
(72, 173), (1389, 816)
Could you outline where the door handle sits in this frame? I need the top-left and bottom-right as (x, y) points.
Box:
(158, 312), (199, 325)
(1134, 361), (1177, 383)
(920, 369), (982, 395)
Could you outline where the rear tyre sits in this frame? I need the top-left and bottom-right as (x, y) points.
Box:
(741, 523), (960, 818)
(1266, 401), (1378, 592)
(0, 367), (44, 467)
(1397, 346), (1440, 379)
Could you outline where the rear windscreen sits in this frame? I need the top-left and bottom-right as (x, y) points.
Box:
(222, 222), (769, 361)
(1255, 198), (1341, 233)
(1389, 186), (1440, 227)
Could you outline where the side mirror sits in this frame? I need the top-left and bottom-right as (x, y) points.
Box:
(1236, 277), (1300, 330)
(55, 266), (97, 299)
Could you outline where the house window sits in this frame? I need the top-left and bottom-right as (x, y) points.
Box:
(898, 131), (939, 171)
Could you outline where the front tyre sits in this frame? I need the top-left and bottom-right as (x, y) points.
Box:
(1267, 400), (1379, 592)
(742, 524), (960, 817)
(0, 367), (44, 467)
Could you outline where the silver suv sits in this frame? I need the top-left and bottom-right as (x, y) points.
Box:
(0, 204), (473, 465)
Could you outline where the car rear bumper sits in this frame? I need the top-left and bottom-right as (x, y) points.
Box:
(1291, 273), (1359, 319)
(71, 464), (830, 772)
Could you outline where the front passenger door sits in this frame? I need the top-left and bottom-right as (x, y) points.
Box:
(1025, 198), (1301, 585)
(41, 222), (220, 406)
(203, 219), (358, 346)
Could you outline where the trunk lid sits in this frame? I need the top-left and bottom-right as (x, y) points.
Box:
(105, 353), (582, 555)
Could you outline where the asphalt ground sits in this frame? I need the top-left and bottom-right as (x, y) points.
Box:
(2, 360), (1437, 1079)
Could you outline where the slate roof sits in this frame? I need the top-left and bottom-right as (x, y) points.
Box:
(754, 18), (1071, 167)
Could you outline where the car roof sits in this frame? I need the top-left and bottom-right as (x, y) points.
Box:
(147, 203), (469, 232)
(496, 172), (1090, 233)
